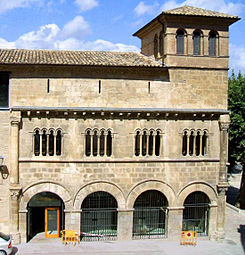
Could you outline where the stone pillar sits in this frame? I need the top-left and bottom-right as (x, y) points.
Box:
(117, 209), (134, 241)
(208, 202), (218, 240)
(64, 210), (81, 234)
(216, 115), (230, 239)
(10, 112), (21, 184)
(167, 206), (184, 240)
(9, 111), (22, 244)
(19, 210), (28, 243)
(9, 188), (21, 244)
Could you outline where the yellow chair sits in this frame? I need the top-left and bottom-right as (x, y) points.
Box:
(62, 230), (80, 246)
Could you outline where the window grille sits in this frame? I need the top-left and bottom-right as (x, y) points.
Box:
(133, 190), (168, 239)
(85, 129), (113, 157)
(34, 129), (62, 156)
(81, 191), (118, 241)
(183, 192), (210, 236)
(177, 29), (185, 54)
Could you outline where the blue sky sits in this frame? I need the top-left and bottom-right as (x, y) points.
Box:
(0, 0), (244, 74)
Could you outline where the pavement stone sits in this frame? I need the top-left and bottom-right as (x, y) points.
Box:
(13, 206), (245, 255)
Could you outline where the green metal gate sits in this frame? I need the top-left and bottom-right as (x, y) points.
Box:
(182, 192), (210, 236)
(81, 191), (117, 241)
(133, 190), (168, 239)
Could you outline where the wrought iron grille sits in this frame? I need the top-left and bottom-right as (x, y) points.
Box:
(182, 192), (210, 236)
(81, 191), (117, 241)
(133, 190), (168, 239)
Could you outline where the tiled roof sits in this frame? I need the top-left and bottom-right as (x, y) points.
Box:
(163, 5), (239, 19)
(0, 48), (162, 67)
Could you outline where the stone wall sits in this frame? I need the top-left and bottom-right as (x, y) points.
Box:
(0, 111), (10, 233)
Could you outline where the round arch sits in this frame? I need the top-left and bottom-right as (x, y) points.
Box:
(20, 181), (72, 210)
(74, 181), (125, 210)
(127, 180), (176, 208)
(177, 181), (217, 206)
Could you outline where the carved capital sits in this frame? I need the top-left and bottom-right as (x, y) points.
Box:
(10, 187), (22, 201)
(219, 115), (230, 131)
(10, 111), (21, 127)
(217, 182), (229, 195)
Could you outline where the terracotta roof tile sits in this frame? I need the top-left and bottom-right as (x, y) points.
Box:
(163, 5), (238, 19)
(0, 49), (162, 67)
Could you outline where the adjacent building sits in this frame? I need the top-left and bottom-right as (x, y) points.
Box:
(0, 6), (239, 243)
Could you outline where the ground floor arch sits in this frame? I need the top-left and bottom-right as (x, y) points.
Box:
(133, 190), (168, 239)
(81, 191), (118, 241)
(27, 192), (65, 242)
(182, 191), (210, 236)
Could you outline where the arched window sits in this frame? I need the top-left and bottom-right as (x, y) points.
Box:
(85, 130), (91, 156)
(176, 29), (185, 54)
(100, 130), (105, 156)
(182, 131), (188, 156)
(133, 190), (168, 238)
(81, 191), (118, 240)
(93, 130), (98, 156)
(209, 31), (217, 56)
(142, 131), (147, 156)
(135, 131), (140, 156)
(34, 130), (40, 156)
(193, 30), (201, 55)
(56, 130), (62, 156)
(183, 192), (210, 236)
(155, 130), (160, 156)
(42, 130), (47, 156)
(107, 130), (112, 157)
(195, 131), (201, 156)
(189, 131), (195, 156)
(154, 34), (158, 58)
(159, 32), (163, 56)
(49, 130), (54, 156)
(148, 131), (154, 156)
(202, 131), (208, 156)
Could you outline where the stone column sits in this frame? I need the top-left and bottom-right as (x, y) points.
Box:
(9, 111), (22, 244)
(117, 209), (134, 241)
(167, 206), (184, 240)
(19, 210), (28, 243)
(9, 188), (21, 244)
(64, 209), (81, 234)
(216, 115), (230, 239)
(10, 112), (21, 184)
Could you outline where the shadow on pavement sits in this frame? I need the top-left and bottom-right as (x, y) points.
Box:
(238, 225), (245, 252)
(11, 246), (18, 255)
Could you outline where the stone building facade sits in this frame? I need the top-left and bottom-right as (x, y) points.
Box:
(0, 6), (239, 243)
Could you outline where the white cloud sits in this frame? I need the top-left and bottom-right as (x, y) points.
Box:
(75, 0), (98, 12)
(134, 1), (159, 16)
(229, 44), (245, 74)
(161, 0), (245, 15)
(0, 16), (139, 52)
(0, 0), (39, 14)
(61, 16), (91, 40)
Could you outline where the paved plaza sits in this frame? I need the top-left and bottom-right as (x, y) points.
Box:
(12, 206), (245, 255)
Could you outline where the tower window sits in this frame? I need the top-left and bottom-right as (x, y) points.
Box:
(209, 31), (217, 56)
(0, 72), (9, 108)
(193, 30), (201, 55)
(176, 29), (185, 54)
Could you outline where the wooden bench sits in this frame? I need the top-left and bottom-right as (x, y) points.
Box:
(62, 230), (80, 246)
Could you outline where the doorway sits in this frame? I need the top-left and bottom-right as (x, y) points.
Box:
(27, 192), (64, 242)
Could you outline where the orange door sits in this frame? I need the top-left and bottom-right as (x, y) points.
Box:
(45, 208), (60, 238)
